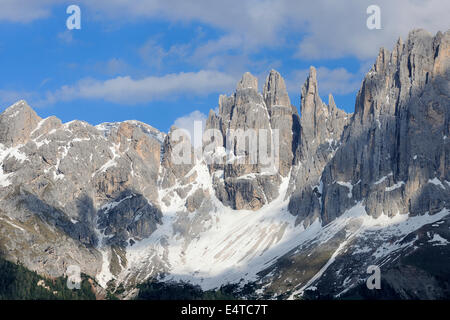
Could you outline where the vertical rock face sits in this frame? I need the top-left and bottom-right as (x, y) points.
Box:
(287, 29), (449, 227)
(317, 29), (449, 224)
(299, 67), (349, 157)
(159, 126), (195, 190)
(288, 67), (349, 226)
(257, 30), (450, 300)
(263, 69), (291, 110)
(205, 70), (298, 210)
(263, 70), (300, 177)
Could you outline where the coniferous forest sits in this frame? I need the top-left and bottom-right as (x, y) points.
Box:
(0, 256), (96, 300)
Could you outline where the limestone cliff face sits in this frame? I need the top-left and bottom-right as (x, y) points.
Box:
(286, 29), (449, 226)
(264, 70), (300, 177)
(287, 66), (349, 226)
(205, 70), (299, 210)
(318, 29), (449, 224)
(258, 31), (449, 298)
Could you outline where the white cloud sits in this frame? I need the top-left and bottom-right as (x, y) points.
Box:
(94, 58), (131, 76)
(2, 0), (448, 61)
(173, 110), (207, 147)
(83, 0), (450, 60)
(83, 0), (289, 47)
(41, 70), (236, 105)
(293, 0), (450, 60)
(139, 39), (190, 69)
(0, 0), (57, 23)
(103, 58), (129, 75)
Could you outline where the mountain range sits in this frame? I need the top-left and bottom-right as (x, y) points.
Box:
(0, 28), (449, 300)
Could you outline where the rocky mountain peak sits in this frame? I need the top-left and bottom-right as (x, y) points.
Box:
(300, 66), (321, 112)
(354, 28), (449, 126)
(0, 100), (42, 147)
(407, 28), (433, 42)
(327, 93), (337, 113)
(306, 65), (317, 84)
(300, 66), (329, 142)
(263, 69), (291, 111)
(303, 66), (318, 95)
(2, 99), (34, 114)
(236, 72), (258, 91)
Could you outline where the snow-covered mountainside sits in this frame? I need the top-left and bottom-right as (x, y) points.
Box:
(0, 28), (449, 299)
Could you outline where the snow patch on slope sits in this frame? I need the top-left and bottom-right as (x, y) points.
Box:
(336, 181), (353, 198)
(0, 143), (29, 187)
(123, 163), (311, 290)
(289, 206), (450, 298)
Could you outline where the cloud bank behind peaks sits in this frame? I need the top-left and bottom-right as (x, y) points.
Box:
(42, 71), (236, 105)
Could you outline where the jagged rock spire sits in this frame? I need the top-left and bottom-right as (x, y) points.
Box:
(300, 66), (321, 113)
(300, 66), (327, 141)
(328, 93), (336, 110)
(263, 69), (291, 112)
(236, 72), (258, 91)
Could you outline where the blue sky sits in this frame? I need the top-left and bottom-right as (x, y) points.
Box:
(0, 0), (448, 133)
